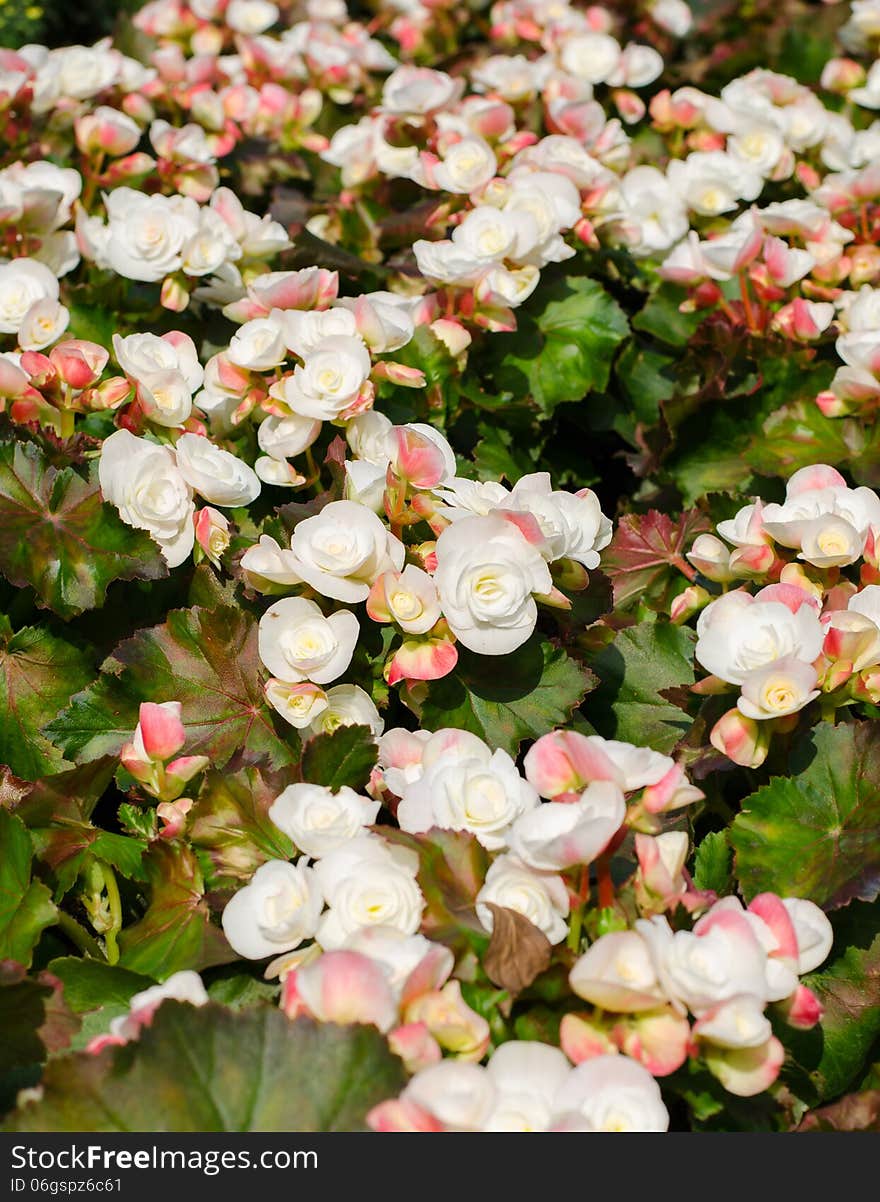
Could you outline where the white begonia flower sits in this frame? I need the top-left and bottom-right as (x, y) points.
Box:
(0, 258), (60, 335)
(17, 298), (69, 351)
(637, 912), (770, 1016)
(693, 996), (773, 1049)
(221, 859), (323, 960)
(433, 477), (511, 520)
(344, 460), (387, 513)
(476, 854), (569, 945)
(343, 926), (453, 996)
(112, 331), (203, 394)
(334, 293), (415, 354)
(269, 783), (380, 858)
(608, 43), (665, 89)
(500, 472), (612, 567)
(225, 0), (280, 35)
(849, 584), (880, 628)
(432, 136), (498, 195)
(737, 657), (820, 720)
(587, 737), (674, 791)
(257, 413), (322, 461)
(405, 1060), (497, 1131)
(308, 683), (385, 738)
(508, 781), (626, 871)
(227, 317), (288, 371)
(272, 335), (371, 421)
(314, 835), (424, 949)
(483, 1042), (573, 1133)
(137, 370), (194, 428)
(381, 66), (463, 116)
(240, 534), (302, 589)
(667, 151), (763, 215)
(258, 596), (359, 686)
(695, 590), (824, 685)
(397, 744), (539, 851)
(433, 514), (552, 655)
(346, 410), (393, 466)
(264, 680), (329, 730)
(174, 432), (261, 506)
(570, 930), (666, 1012)
(552, 1055), (669, 1132)
(279, 308), (358, 359)
(287, 499), (405, 603)
(102, 188), (198, 283)
(617, 165), (690, 257)
(782, 899), (834, 974)
(255, 458), (305, 488)
(559, 33), (622, 84)
(99, 429), (194, 568)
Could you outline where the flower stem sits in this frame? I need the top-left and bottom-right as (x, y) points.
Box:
(56, 910), (107, 961)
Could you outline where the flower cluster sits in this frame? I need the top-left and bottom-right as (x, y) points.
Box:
(683, 464), (880, 764)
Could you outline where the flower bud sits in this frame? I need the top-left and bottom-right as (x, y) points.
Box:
(710, 708), (770, 767)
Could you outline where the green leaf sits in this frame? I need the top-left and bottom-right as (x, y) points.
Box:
(615, 342), (677, 426)
(585, 623), (696, 754)
(4, 1004), (406, 1131)
(382, 827), (490, 955)
(731, 722), (880, 909)
(487, 277), (629, 415)
(692, 831), (732, 895)
(419, 634), (594, 757)
(189, 765), (296, 886)
(0, 440), (166, 619)
(632, 284), (702, 346)
(301, 725), (377, 792)
(783, 904), (880, 1103)
(0, 623), (93, 780)
(47, 957), (154, 1014)
(0, 963), (78, 1114)
(46, 605), (296, 771)
(745, 400), (869, 482)
(118, 843), (235, 979)
(0, 809), (57, 967)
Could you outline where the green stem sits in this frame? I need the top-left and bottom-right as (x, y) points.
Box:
(56, 910), (107, 961)
(100, 863), (123, 966)
(566, 903), (584, 953)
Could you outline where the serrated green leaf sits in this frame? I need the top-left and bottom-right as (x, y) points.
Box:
(419, 635), (594, 757)
(301, 724), (377, 792)
(3, 1004), (406, 1131)
(189, 765), (296, 886)
(692, 831), (732, 894)
(382, 826), (490, 955)
(632, 284), (702, 346)
(46, 606), (296, 771)
(0, 809), (57, 967)
(487, 277), (629, 415)
(0, 624), (93, 780)
(118, 843), (235, 979)
(585, 623), (695, 753)
(731, 723), (880, 909)
(783, 904), (880, 1104)
(0, 440), (166, 619)
(47, 957), (154, 1014)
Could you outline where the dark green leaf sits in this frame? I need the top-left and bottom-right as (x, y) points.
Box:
(118, 843), (235, 979)
(0, 440), (166, 619)
(4, 1004), (406, 1131)
(46, 606), (295, 771)
(692, 831), (732, 895)
(189, 765), (296, 886)
(585, 623), (696, 753)
(731, 723), (880, 909)
(301, 725), (377, 792)
(487, 277), (629, 414)
(420, 635), (594, 757)
(0, 622), (93, 780)
(0, 809), (57, 967)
